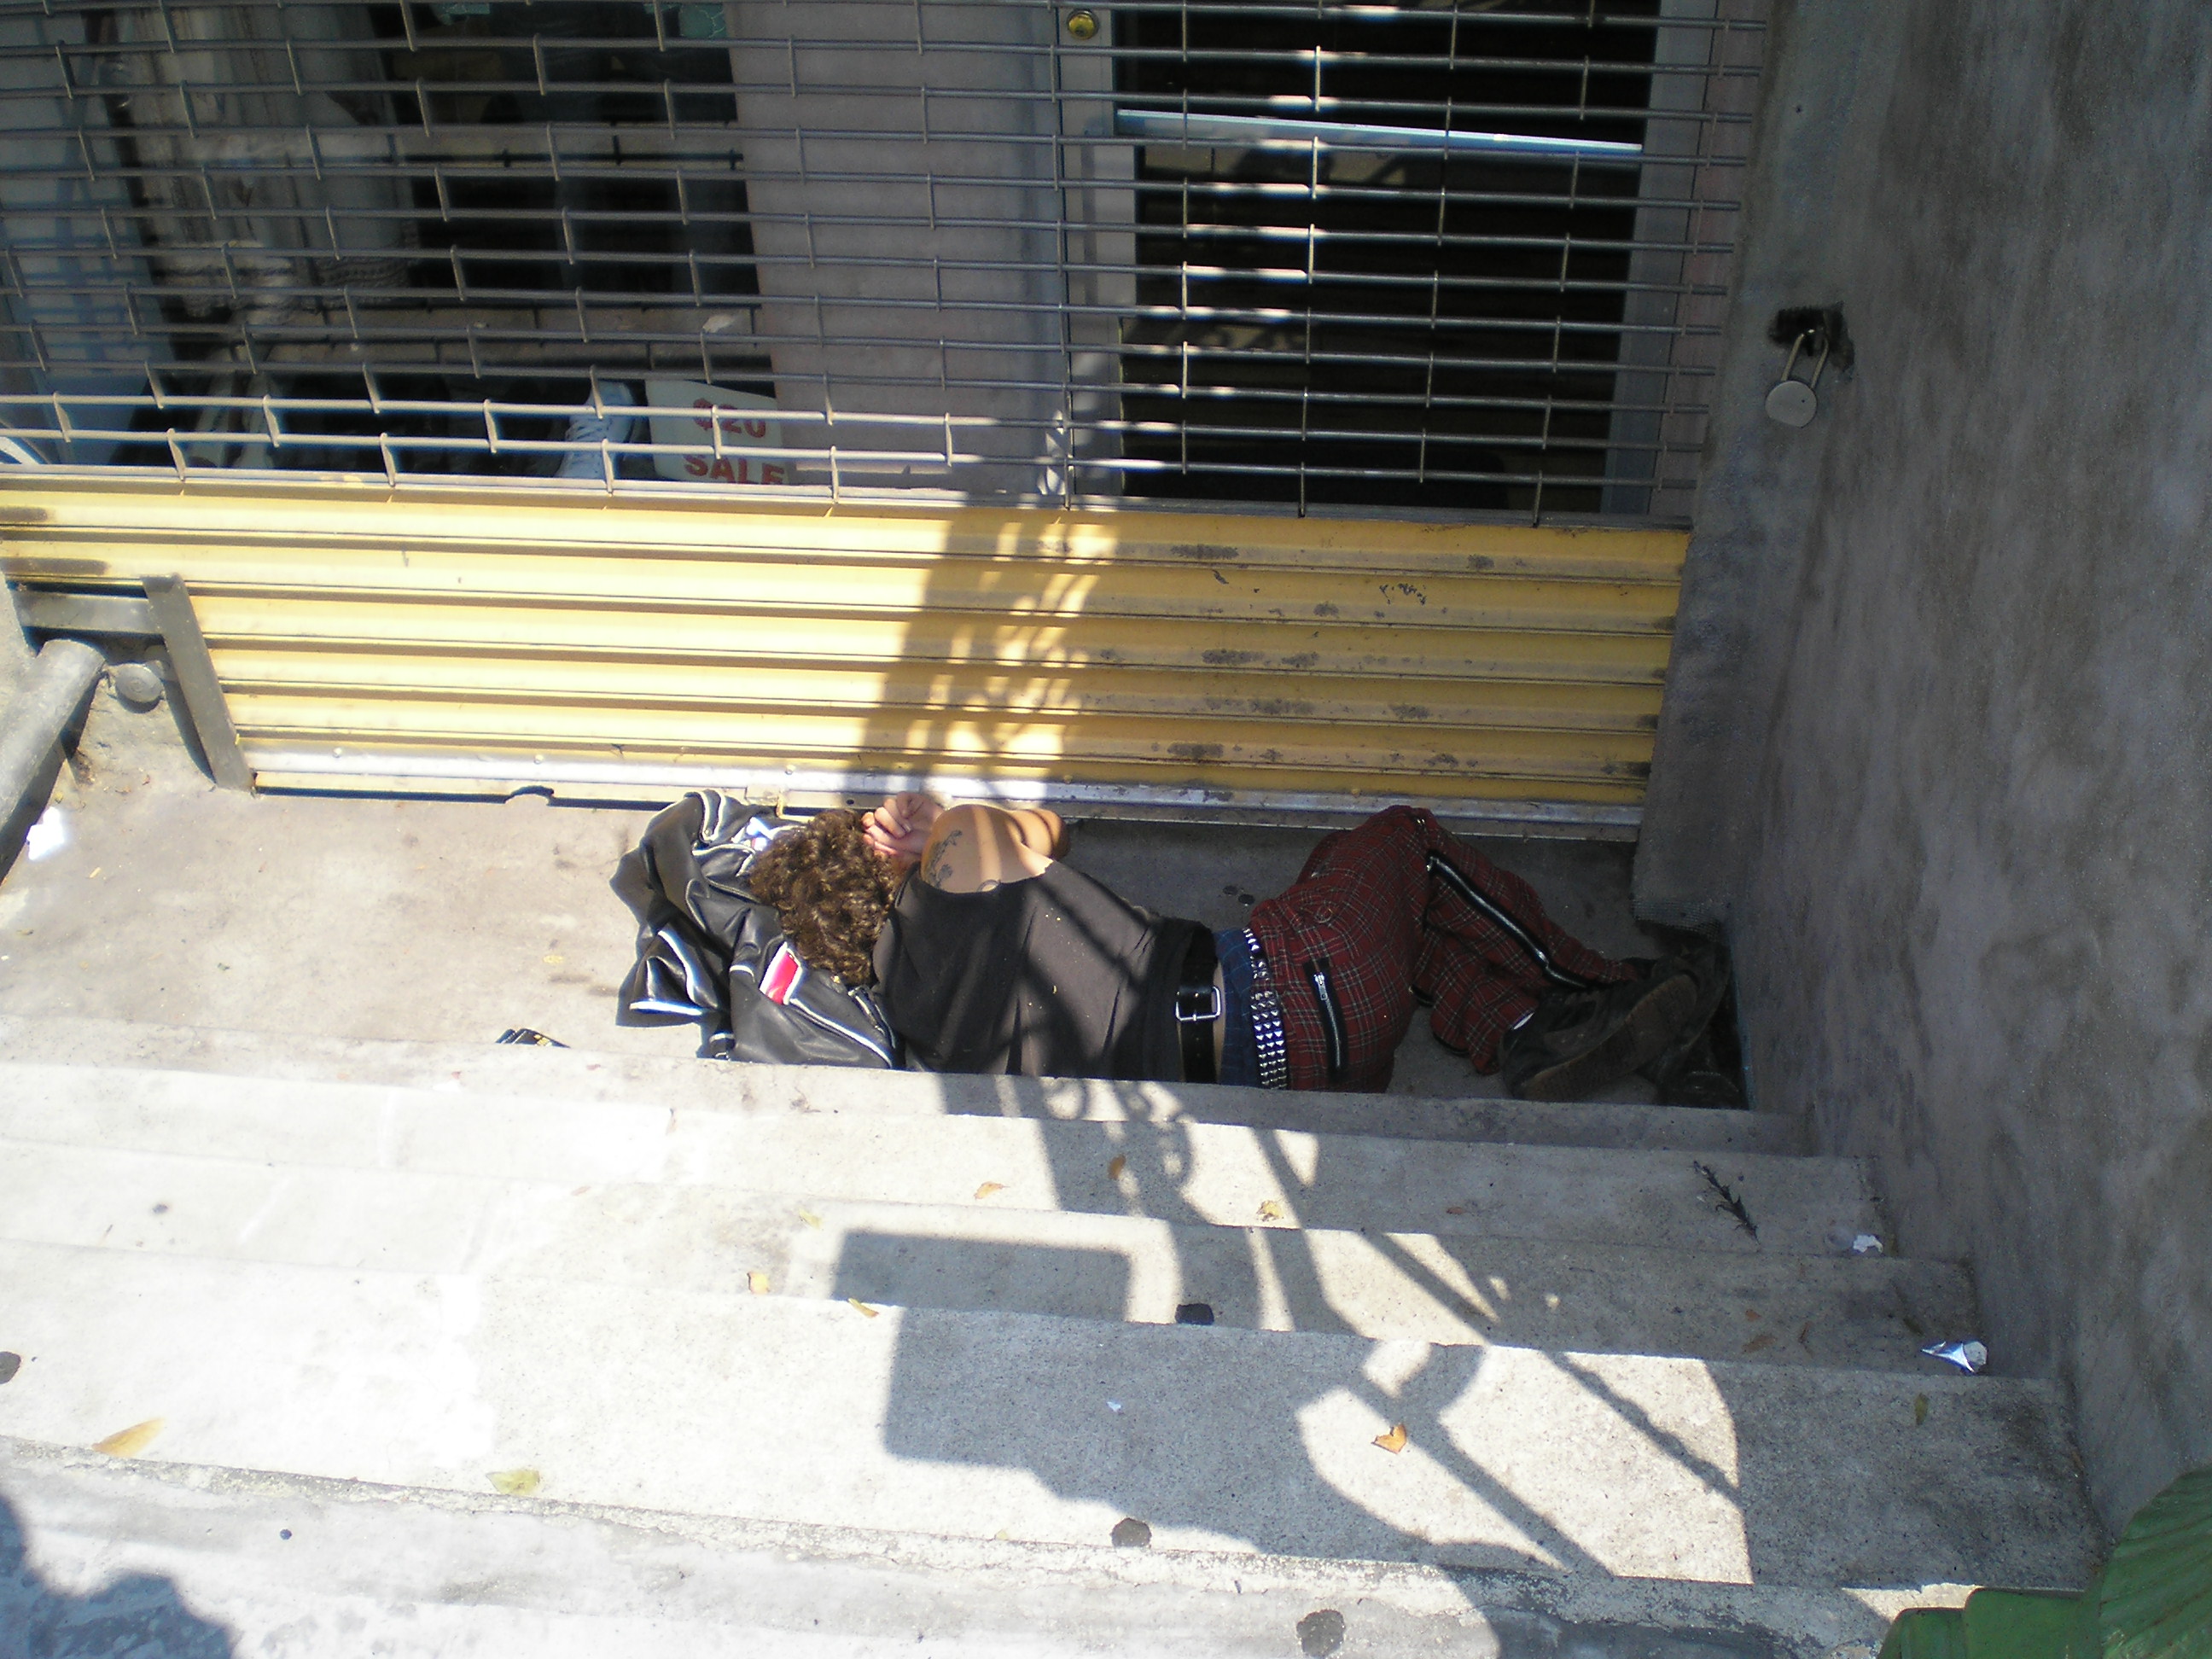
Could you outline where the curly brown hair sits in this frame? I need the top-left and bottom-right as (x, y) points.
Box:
(744, 809), (903, 985)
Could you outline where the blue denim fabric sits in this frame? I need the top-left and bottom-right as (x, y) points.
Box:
(1214, 927), (1259, 1087)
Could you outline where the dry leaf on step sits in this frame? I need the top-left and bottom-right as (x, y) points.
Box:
(92, 1417), (164, 1458)
(488, 1468), (541, 1496)
(975, 1182), (1005, 1200)
(848, 1298), (881, 1318)
(748, 1271), (771, 1295)
(1372, 1423), (1409, 1454)
(797, 1209), (824, 1229)
(1742, 1333), (1775, 1353)
(1108, 1156), (1127, 1181)
(1913, 1394), (1930, 1426)
(1258, 1199), (1287, 1222)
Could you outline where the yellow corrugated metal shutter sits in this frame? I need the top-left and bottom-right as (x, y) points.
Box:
(2, 480), (1679, 829)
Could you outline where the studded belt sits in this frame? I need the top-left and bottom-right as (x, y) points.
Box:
(1243, 928), (1289, 1090)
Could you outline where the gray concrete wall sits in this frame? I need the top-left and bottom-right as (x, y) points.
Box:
(1641, 1), (2212, 1530)
(722, 0), (1127, 499)
(1633, 0), (1904, 923)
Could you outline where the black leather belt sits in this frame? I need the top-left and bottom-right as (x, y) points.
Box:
(1173, 928), (1221, 1085)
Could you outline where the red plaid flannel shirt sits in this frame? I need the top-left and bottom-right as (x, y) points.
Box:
(1245, 806), (1634, 1091)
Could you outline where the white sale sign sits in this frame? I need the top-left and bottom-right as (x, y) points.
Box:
(644, 378), (789, 485)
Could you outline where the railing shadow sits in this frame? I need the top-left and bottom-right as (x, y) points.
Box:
(824, 506), (1766, 1593)
(844, 1089), (1656, 1575)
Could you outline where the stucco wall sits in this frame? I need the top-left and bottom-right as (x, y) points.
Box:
(1644, 3), (2212, 1530)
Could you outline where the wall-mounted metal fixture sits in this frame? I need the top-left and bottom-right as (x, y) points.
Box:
(1063, 9), (1099, 40)
(1765, 334), (1827, 427)
(1764, 306), (1854, 428)
(9, 578), (253, 792)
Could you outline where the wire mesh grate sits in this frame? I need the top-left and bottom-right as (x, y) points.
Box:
(0, 0), (1767, 521)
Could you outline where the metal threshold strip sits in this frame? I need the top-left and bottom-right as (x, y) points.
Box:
(236, 752), (1644, 838)
(1114, 109), (1644, 164)
(0, 476), (1678, 836)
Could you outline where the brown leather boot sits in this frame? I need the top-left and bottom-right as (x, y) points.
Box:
(1500, 958), (1703, 1102)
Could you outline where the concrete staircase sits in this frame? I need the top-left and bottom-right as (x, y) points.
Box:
(0, 1016), (2102, 1656)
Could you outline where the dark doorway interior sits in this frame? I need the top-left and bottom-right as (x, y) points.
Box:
(1114, 2), (1662, 515)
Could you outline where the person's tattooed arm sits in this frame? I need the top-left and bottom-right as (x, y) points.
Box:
(923, 828), (963, 888)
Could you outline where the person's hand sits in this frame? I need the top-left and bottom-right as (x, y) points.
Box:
(864, 792), (940, 864)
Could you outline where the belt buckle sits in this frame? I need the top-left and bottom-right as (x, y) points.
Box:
(1174, 985), (1223, 1023)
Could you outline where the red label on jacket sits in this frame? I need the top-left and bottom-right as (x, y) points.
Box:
(761, 943), (804, 1004)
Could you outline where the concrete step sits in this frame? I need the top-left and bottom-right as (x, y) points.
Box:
(0, 1061), (1877, 1254)
(0, 1015), (1813, 1154)
(0, 1435), (1954, 1659)
(0, 1138), (1971, 1370)
(0, 1240), (2098, 1593)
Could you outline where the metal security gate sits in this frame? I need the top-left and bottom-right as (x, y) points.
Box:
(0, 1), (1762, 823)
(0, 0), (1763, 515)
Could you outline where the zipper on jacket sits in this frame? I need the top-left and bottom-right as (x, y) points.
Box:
(1305, 958), (1348, 1084)
(1423, 851), (1595, 992)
